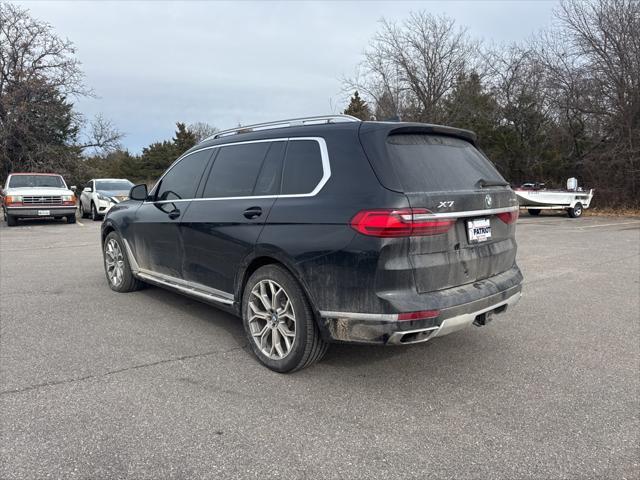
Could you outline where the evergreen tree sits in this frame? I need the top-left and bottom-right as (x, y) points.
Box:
(343, 91), (372, 120)
(173, 122), (197, 154)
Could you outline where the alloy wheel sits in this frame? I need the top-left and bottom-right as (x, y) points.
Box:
(104, 238), (125, 287)
(248, 280), (296, 359)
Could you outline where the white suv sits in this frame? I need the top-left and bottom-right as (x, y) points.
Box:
(79, 178), (133, 221)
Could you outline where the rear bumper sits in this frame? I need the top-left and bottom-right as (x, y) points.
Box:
(319, 273), (522, 345)
(6, 206), (76, 217)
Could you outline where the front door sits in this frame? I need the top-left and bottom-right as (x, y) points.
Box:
(131, 148), (214, 277)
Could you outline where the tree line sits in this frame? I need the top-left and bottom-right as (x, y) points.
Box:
(344, 0), (639, 207)
(1, 1), (638, 206)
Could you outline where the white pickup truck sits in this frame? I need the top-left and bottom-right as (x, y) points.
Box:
(1, 173), (77, 227)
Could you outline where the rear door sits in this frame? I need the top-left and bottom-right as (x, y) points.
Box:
(377, 133), (519, 293)
(180, 140), (286, 294)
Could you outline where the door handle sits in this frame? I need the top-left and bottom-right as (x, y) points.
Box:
(168, 208), (181, 219)
(243, 206), (262, 219)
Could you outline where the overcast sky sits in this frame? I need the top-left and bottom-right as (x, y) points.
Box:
(18, 0), (557, 153)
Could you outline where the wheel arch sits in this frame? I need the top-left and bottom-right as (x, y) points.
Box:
(236, 253), (320, 321)
(101, 220), (119, 245)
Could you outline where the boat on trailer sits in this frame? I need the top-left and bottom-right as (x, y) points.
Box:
(514, 178), (594, 218)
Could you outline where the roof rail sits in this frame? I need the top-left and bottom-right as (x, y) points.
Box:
(201, 114), (360, 142)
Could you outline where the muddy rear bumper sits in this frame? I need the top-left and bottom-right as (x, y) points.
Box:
(319, 268), (523, 345)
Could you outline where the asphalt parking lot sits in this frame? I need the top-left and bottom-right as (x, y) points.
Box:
(1, 213), (639, 479)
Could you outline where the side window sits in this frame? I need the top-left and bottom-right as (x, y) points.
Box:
(202, 142), (271, 198)
(156, 149), (212, 201)
(253, 141), (286, 196)
(281, 140), (323, 195)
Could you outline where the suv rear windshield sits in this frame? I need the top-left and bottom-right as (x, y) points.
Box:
(386, 134), (505, 193)
(8, 175), (65, 188)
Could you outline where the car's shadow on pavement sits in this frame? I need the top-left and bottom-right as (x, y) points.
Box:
(135, 284), (249, 348)
(133, 282), (461, 370)
(134, 282), (504, 375)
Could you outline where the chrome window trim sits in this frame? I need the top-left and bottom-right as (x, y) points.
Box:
(146, 137), (330, 204)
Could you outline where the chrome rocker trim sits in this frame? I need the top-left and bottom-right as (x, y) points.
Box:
(121, 238), (234, 305)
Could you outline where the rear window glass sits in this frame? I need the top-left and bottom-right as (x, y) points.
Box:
(8, 175), (65, 188)
(386, 135), (505, 193)
(281, 140), (323, 195)
(202, 142), (271, 198)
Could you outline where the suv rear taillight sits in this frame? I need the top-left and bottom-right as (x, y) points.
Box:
(350, 208), (454, 237)
(497, 210), (519, 224)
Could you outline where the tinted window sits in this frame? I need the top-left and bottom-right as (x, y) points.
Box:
(156, 149), (212, 201)
(281, 140), (323, 195)
(254, 142), (286, 196)
(202, 142), (271, 198)
(386, 134), (505, 192)
(8, 175), (65, 188)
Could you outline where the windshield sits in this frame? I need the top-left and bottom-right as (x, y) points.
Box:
(95, 180), (133, 191)
(8, 175), (66, 189)
(386, 134), (505, 193)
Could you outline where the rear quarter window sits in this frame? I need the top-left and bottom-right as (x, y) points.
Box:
(386, 134), (505, 193)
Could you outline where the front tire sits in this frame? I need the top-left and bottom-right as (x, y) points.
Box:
(242, 265), (328, 373)
(6, 214), (17, 227)
(91, 202), (101, 221)
(66, 214), (76, 224)
(568, 202), (583, 218)
(103, 232), (143, 292)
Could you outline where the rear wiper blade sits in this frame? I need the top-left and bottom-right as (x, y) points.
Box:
(477, 178), (509, 188)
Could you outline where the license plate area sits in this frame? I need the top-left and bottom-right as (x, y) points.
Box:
(467, 218), (491, 243)
(37, 210), (51, 216)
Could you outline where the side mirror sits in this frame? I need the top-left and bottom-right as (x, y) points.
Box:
(130, 184), (148, 201)
(70, 185), (77, 192)
(83, 187), (93, 193)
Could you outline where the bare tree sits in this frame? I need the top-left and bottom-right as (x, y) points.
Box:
(345, 12), (480, 122)
(188, 122), (219, 143)
(79, 114), (123, 155)
(0, 3), (121, 179)
(546, 0), (640, 203)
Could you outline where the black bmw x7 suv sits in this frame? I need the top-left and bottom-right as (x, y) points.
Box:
(101, 115), (523, 372)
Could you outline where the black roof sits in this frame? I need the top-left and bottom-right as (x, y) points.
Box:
(188, 120), (477, 156)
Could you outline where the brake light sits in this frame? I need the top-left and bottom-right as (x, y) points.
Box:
(497, 210), (519, 224)
(398, 310), (441, 321)
(350, 208), (454, 237)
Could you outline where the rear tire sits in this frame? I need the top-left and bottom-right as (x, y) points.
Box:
(103, 231), (143, 292)
(242, 264), (328, 373)
(528, 209), (541, 216)
(568, 202), (583, 218)
(6, 214), (17, 227)
(79, 202), (88, 218)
